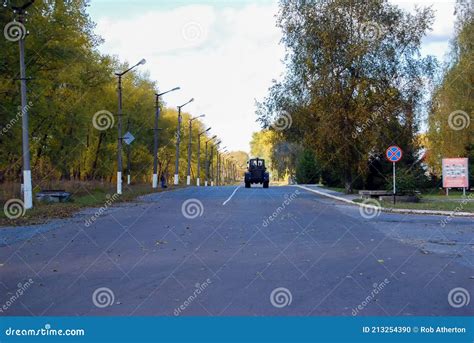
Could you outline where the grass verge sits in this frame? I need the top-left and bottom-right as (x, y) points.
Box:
(353, 197), (474, 213)
(0, 183), (183, 227)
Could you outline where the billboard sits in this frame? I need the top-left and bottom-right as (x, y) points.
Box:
(442, 158), (469, 188)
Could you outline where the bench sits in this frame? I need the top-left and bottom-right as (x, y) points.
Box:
(358, 190), (392, 199)
(36, 190), (72, 203)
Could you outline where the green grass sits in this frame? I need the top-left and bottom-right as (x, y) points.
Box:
(0, 183), (183, 227)
(381, 200), (474, 212)
(354, 197), (474, 213)
(420, 189), (471, 200)
(318, 185), (351, 193)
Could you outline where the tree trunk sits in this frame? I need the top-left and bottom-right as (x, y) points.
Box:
(344, 169), (353, 194)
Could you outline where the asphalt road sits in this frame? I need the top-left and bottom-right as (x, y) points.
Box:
(0, 185), (473, 316)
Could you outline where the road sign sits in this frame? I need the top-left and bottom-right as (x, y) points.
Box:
(123, 131), (135, 145)
(386, 145), (403, 163)
(385, 145), (403, 204)
(442, 158), (469, 189)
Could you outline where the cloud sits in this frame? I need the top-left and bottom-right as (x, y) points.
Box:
(95, 2), (284, 152)
(92, 0), (456, 152)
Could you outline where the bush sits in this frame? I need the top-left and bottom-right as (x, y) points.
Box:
(295, 150), (320, 184)
(386, 168), (429, 195)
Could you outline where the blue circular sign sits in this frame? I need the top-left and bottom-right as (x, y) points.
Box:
(386, 145), (403, 163)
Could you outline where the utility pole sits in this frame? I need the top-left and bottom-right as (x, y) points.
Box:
(8, 0), (35, 209)
(186, 114), (205, 185)
(153, 87), (180, 188)
(126, 118), (131, 185)
(216, 151), (220, 186)
(152, 94), (159, 188)
(217, 146), (226, 186)
(174, 98), (194, 185)
(196, 127), (211, 186)
(115, 58), (146, 194)
(204, 135), (216, 187)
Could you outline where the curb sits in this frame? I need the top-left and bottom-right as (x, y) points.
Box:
(294, 185), (474, 218)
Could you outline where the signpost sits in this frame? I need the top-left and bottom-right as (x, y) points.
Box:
(442, 158), (469, 196)
(385, 145), (403, 204)
(123, 131), (135, 185)
(123, 131), (135, 145)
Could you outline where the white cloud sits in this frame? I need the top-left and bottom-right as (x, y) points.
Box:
(95, 2), (284, 153)
(92, 0), (456, 152)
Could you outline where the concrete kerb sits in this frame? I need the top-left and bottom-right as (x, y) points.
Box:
(294, 185), (474, 218)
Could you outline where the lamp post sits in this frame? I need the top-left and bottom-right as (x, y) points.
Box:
(196, 127), (211, 186)
(211, 140), (220, 186)
(153, 87), (180, 188)
(7, 0), (35, 209)
(174, 98), (194, 185)
(205, 135), (217, 186)
(223, 153), (230, 184)
(222, 150), (229, 185)
(186, 114), (205, 185)
(115, 58), (146, 194)
(126, 118), (131, 185)
(217, 146), (226, 186)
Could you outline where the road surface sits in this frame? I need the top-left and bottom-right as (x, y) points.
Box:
(0, 185), (472, 316)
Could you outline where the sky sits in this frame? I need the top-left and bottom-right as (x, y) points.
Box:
(87, 0), (457, 153)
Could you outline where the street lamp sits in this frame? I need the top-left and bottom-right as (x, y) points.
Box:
(115, 58), (146, 195)
(153, 86), (180, 188)
(222, 150), (229, 185)
(6, 0), (35, 209)
(196, 127), (211, 186)
(186, 114), (205, 185)
(217, 146), (226, 186)
(211, 140), (221, 186)
(186, 114), (206, 186)
(174, 98), (194, 185)
(205, 135), (217, 186)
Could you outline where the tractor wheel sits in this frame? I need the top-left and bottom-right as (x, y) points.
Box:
(245, 182), (251, 188)
(263, 181), (269, 188)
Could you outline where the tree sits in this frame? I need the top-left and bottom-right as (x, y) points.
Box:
(426, 0), (473, 181)
(0, 1), (212, 190)
(257, 0), (436, 193)
(295, 149), (319, 184)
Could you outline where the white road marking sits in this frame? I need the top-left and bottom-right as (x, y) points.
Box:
(222, 186), (241, 206)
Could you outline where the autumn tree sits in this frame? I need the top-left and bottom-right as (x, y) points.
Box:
(257, 0), (436, 192)
(0, 0), (212, 190)
(426, 0), (473, 180)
